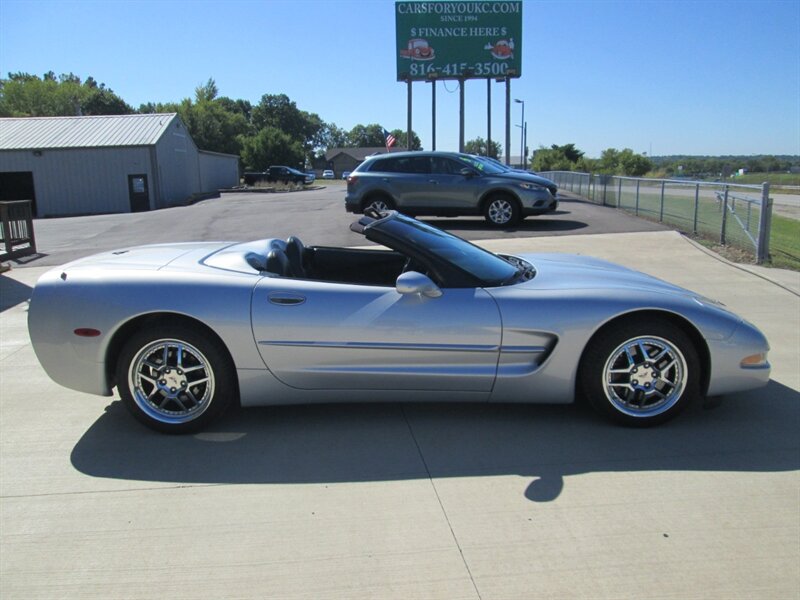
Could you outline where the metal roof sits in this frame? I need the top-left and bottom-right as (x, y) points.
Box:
(325, 146), (407, 161)
(0, 113), (179, 150)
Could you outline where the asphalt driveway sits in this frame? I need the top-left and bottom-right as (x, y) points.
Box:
(18, 187), (668, 267)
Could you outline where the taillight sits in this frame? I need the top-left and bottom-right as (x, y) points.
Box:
(347, 175), (358, 185)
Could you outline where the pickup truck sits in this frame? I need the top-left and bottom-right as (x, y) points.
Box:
(244, 166), (315, 186)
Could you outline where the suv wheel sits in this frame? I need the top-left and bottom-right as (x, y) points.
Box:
(484, 195), (520, 227)
(362, 197), (394, 213)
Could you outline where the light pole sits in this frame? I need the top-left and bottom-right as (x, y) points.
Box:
(514, 98), (524, 168)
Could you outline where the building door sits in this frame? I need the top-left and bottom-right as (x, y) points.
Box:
(128, 174), (150, 212)
(0, 171), (37, 216)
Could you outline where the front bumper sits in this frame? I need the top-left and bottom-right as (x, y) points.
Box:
(522, 197), (559, 216)
(706, 320), (771, 396)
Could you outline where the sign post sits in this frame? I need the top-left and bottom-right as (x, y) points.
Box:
(396, 1), (522, 154)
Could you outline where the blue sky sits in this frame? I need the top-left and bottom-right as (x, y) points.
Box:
(1, 0), (798, 158)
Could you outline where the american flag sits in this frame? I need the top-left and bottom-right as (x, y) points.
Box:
(383, 128), (396, 150)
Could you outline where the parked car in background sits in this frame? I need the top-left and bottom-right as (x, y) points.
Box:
(345, 151), (558, 227)
(268, 166), (315, 185)
(322, 170), (335, 179)
(244, 166), (314, 186)
(341, 171), (351, 180)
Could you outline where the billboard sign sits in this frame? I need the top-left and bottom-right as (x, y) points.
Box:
(395, 1), (522, 81)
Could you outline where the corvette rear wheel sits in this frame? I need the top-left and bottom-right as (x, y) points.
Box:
(580, 318), (700, 426)
(116, 325), (235, 433)
(484, 195), (520, 227)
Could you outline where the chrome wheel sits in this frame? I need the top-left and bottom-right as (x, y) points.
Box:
(128, 339), (215, 425)
(603, 336), (687, 418)
(485, 196), (519, 226)
(488, 199), (512, 224)
(580, 318), (700, 426)
(365, 198), (391, 212)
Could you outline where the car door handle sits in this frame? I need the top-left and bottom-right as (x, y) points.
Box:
(268, 293), (306, 306)
(427, 180), (439, 184)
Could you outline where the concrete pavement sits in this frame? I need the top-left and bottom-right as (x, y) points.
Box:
(1, 231), (798, 598)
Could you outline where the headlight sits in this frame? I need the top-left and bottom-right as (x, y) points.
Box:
(517, 182), (544, 191)
(740, 352), (769, 368)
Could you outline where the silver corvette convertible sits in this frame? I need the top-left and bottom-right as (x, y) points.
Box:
(28, 210), (770, 433)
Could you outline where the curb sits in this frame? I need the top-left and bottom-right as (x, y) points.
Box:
(680, 234), (799, 297)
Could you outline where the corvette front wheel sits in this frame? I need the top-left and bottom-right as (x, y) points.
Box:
(116, 325), (236, 433)
(579, 318), (701, 426)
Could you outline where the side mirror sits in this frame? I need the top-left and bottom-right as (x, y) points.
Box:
(460, 167), (477, 178)
(396, 271), (442, 298)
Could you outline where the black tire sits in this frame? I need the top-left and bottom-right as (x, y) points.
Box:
(361, 196), (394, 213)
(116, 324), (236, 434)
(579, 317), (701, 427)
(484, 194), (521, 227)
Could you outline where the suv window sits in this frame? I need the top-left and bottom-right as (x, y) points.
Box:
(431, 156), (463, 175)
(368, 157), (395, 172)
(368, 156), (430, 174)
(401, 157), (431, 174)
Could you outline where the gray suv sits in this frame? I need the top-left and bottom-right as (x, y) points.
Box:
(345, 151), (558, 226)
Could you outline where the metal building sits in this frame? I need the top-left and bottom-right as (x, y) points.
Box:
(0, 113), (239, 217)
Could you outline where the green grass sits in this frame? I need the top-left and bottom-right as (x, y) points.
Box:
(723, 172), (800, 188)
(598, 183), (800, 270)
(768, 214), (800, 270)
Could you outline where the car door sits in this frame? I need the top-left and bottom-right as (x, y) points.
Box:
(251, 277), (501, 392)
(426, 156), (481, 211)
(382, 156), (437, 210)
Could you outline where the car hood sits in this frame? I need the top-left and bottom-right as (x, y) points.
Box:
(493, 171), (557, 192)
(513, 253), (696, 297)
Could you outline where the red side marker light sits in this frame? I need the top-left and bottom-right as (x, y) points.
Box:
(74, 328), (101, 337)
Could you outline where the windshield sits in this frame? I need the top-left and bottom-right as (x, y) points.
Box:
(454, 154), (508, 175)
(369, 213), (518, 286)
(473, 156), (512, 172)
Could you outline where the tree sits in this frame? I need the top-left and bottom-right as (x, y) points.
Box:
(555, 143), (584, 164)
(239, 127), (305, 171)
(316, 122), (349, 152)
(344, 124), (420, 149)
(0, 71), (132, 117)
(252, 94), (307, 139)
(464, 137), (501, 158)
(596, 148), (651, 176)
(250, 94), (326, 163)
(138, 101), (181, 114)
(139, 79), (249, 155)
(216, 97), (252, 122)
(391, 129), (422, 150)
(347, 123), (386, 147)
(618, 149), (652, 176)
(194, 78), (218, 103)
(531, 145), (577, 171)
(81, 86), (132, 115)
(177, 97), (249, 156)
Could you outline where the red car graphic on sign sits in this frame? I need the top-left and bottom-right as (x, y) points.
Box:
(400, 38), (435, 61)
(485, 38), (515, 59)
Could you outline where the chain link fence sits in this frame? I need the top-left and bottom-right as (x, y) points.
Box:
(541, 172), (773, 263)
